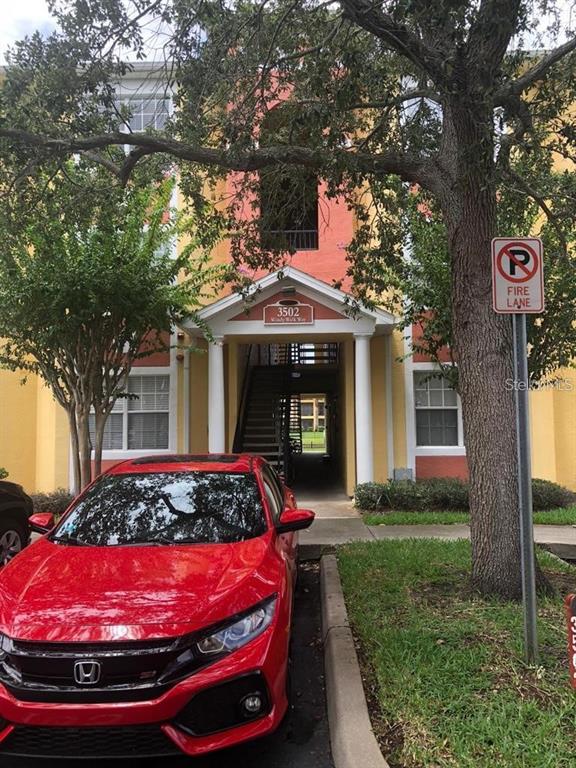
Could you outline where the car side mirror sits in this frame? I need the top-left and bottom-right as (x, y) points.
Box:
(275, 508), (315, 535)
(29, 512), (56, 534)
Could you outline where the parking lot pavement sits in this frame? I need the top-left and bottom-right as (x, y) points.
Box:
(0, 560), (333, 768)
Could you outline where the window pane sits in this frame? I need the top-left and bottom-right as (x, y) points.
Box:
(128, 413), (169, 449)
(88, 414), (123, 450)
(129, 375), (170, 411)
(443, 388), (457, 407)
(429, 388), (444, 406)
(416, 409), (458, 446)
(116, 95), (170, 132)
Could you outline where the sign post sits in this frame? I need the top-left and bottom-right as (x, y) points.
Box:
(492, 237), (544, 665)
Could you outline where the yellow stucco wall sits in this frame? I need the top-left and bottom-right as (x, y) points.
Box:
(189, 341), (209, 454)
(391, 329), (408, 470)
(0, 370), (38, 491)
(550, 370), (576, 491)
(34, 382), (69, 493)
(371, 336), (388, 482)
(340, 339), (356, 496)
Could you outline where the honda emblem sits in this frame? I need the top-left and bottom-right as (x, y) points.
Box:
(73, 659), (102, 685)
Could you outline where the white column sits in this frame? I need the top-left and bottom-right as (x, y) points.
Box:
(354, 333), (374, 484)
(208, 336), (226, 453)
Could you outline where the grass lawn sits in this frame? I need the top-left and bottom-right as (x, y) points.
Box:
(301, 429), (326, 452)
(338, 539), (576, 768)
(364, 505), (576, 526)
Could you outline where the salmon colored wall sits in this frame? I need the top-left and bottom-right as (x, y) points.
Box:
(222, 175), (354, 289)
(416, 455), (469, 480)
(132, 331), (171, 367)
(412, 320), (453, 364)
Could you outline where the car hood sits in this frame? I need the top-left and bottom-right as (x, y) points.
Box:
(0, 536), (279, 642)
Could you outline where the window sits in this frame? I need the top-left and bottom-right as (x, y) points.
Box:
(89, 374), (170, 451)
(414, 372), (459, 446)
(262, 468), (283, 524)
(259, 107), (318, 251)
(115, 94), (170, 132)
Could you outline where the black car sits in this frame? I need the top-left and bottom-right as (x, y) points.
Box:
(0, 481), (32, 565)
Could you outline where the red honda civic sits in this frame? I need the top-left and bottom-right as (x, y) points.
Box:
(0, 454), (314, 760)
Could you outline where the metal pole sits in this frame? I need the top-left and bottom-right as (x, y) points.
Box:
(512, 313), (539, 664)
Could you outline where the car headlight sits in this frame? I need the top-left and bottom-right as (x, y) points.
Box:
(196, 596), (277, 656)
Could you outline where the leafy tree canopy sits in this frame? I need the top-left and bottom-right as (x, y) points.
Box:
(0, 159), (226, 489)
(2, 0), (576, 597)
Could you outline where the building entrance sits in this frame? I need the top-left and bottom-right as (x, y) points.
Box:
(233, 343), (344, 493)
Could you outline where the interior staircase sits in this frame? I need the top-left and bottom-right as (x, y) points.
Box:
(233, 343), (338, 476)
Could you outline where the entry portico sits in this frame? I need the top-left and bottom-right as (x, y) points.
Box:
(183, 267), (395, 493)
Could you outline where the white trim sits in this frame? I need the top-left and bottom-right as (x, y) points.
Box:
(97, 366), (173, 460)
(415, 446), (467, 456)
(412, 361), (465, 453)
(184, 267), (396, 329)
(403, 326), (417, 474)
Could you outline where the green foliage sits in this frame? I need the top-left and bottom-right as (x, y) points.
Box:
(532, 478), (576, 511)
(0, 468), (8, 480)
(0, 159), (227, 487)
(30, 488), (74, 515)
(355, 478), (576, 512)
(338, 539), (576, 767)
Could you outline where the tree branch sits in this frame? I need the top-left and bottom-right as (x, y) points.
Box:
(497, 35), (576, 102)
(337, 0), (446, 83)
(467, 0), (521, 73)
(503, 166), (568, 258)
(0, 126), (431, 185)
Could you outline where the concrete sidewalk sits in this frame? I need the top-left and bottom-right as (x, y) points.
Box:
(301, 518), (576, 557)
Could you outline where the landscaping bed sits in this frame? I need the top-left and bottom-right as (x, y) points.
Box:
(338, 539), (576, 768)
(356, 478), (576, 525)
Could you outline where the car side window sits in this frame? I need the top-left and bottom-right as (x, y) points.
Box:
(262, 480), (282, 524)
(262, 467), (284, 521)
(265, 466), (285, 501)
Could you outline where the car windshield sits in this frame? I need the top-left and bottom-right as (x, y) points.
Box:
(51, 471), (267, 546)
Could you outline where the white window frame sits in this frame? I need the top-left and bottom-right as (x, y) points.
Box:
(413, 362), (465, 456)
(115, 93), (172, 133)
(94, 366), (177, 460)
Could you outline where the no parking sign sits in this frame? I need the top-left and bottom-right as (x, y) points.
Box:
(491, 238), (544, 313)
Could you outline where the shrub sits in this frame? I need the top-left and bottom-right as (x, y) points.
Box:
(0, 468), (7, 480)
(532, 478), (576, 511)
(30, 488), (75, 515)
(355, 477), (576, 512)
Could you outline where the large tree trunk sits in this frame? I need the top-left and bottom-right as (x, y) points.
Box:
(441, 104), (551, 599)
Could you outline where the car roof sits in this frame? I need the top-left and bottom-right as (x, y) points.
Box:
(107, 454), (264, 476)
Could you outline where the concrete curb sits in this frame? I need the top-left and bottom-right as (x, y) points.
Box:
(320, 555), (390, 768)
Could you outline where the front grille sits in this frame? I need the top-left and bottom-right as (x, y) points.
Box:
(0, 634), (212, 703)
(0, 725), (180, 759)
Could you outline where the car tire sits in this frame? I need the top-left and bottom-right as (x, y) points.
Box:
(0, 517), (28, 566)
